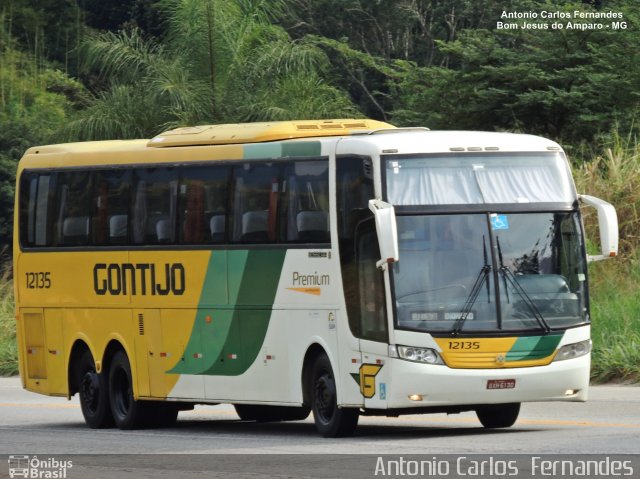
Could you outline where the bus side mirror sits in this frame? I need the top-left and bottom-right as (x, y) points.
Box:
(579, 194), (618, 262)
(368, 199), (399, 270)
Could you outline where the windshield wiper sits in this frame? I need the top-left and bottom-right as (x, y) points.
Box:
(452, 236), (491, 335)
(496, 237), (551, 334)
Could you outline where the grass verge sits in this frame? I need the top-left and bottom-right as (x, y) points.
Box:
(588, 258), (640, 383)
(0, 269), (17, 376)
(573, 128), (640, 383)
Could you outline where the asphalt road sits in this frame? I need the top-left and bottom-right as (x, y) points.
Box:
(0, 378), (638, 478)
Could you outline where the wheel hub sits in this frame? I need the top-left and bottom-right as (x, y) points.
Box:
(81, 372), (99, 412)
(314, 373), (335, 423)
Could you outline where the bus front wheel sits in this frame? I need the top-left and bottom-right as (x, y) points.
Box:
(476, 403), (521, 428)
(108, 350), (151, 429)
(310, 354), (359, 437)
(77, 350), (113, 429)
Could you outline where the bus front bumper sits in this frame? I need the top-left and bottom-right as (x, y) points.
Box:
(385, 354), (590, 409)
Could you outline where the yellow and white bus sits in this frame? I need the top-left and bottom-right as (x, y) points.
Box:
(13, 119), (618, 437)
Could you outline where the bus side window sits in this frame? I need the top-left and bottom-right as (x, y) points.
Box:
(94, 169), (132, 245)
(132, 167), (179, 245)
(53, 171), (94, 246)
(20, 172), (54, 247)
(179, 165), (229, 244)
(282, 160), (330, 243)
(231, 163), (281, 243)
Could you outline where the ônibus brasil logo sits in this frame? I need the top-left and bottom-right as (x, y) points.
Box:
(8, 455), (73, 478)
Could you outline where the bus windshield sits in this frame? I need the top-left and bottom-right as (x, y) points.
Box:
(391, 212), (588, 333)
(385, 152), (575, 205)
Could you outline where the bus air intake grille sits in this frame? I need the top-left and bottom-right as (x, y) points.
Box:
(138, 314), (145, 336)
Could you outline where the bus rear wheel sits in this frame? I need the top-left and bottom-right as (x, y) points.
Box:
(77, 350), (113, 428)
(476, 403), (521, 428)
(108, 350), (152, 429)
(310, 354), (359, 437)
(234, 404), (310, 422)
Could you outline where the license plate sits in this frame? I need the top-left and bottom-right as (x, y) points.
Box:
(487, 379), (516, 390)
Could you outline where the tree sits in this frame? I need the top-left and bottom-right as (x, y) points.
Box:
(1, 0), (85, 73)
(391, 1), (640, 144)
(282, 0), (507, 66)
(0, 44), (85, 250)
(81, 0), (167, 39)
(63, 0), (358, 141)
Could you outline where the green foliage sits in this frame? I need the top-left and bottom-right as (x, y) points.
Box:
(0, 267), (17, 377)
(391, 1), (640, 143)
(82, 0), (166, 35)
(573, 127), (640, 256)
(572, 128), (640, 382)
(304, 36), (404, 120)
(64, 0), (357, 140)
(588, 258), (640, 383)
(283, 0), (506, 65)
(1, 0), (84, 72)
(0, 43), (86, 250)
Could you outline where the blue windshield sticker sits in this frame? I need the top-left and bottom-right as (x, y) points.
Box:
(491, 214), (509, 230)
(379, 383), (387, 400)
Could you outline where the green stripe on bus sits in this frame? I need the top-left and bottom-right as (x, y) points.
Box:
(242, 141), (321, 160)
(233, 249), (286, 305)
(243, 143), (282, 159)
(282, 141), (321, 157)
(506, 333), (563, 361)
(168, 249), (286, 376)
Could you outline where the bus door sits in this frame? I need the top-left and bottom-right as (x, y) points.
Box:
(355, 220), (389, 409)
(337, 155), (389, 407)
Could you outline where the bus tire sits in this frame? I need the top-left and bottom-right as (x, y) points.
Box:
(310, 354), (359, 437)
(77, 350), (114, 429)
(476, 403), (520, 428)
(234, 404), (310, 422)
(108, 350), (150, 429)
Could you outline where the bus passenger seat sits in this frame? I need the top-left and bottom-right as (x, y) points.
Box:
(109, 215), (128, 242)
(241, 210), (268, 242)
(296, 211), (329, 242)
(156, 218), (173, 243)
(209, 215), (225, 242)
(62, 216), (89, 244)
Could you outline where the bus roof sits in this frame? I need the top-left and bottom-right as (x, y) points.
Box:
(147, 119), (395, 147)
(19, 123), (564, 170)
(337, 129), (564, 155)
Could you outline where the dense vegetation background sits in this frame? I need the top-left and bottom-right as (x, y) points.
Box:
(0, 0), (638, 379)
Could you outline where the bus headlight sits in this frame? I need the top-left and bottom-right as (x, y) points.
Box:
(553, 340), (591, 361)
(397, 346), (444, 365)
